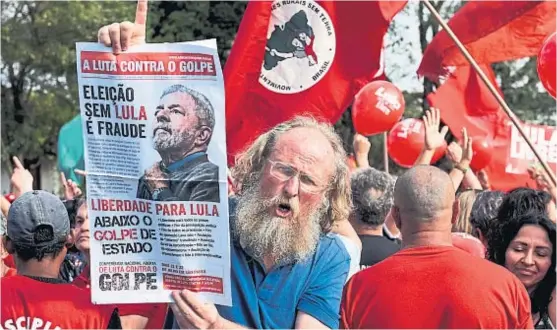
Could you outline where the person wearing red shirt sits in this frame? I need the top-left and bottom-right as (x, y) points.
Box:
(72, 198), (169, 329)
(1, 214), (16, 278)
(1, 190), (120, 329)
(341, 166), (534, 329)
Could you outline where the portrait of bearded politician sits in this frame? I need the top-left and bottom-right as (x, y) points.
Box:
(136, 84), (220, 202)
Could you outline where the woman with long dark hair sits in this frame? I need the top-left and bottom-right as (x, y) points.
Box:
(489, 211), (556, 329)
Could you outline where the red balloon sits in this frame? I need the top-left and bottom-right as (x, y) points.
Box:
(470, 139), (493, 171)
(352, 81), (405, 136)
(387, 118), (447, 168)
(537, 32), (556, 98)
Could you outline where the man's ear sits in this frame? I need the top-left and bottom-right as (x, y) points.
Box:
(390, 207), (401, 231)
(195, 126), (213, 147)
(451, 199), (460, 225)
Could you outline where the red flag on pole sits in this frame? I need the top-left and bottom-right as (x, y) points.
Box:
(224, 0), (406, 165)
(427, 65), (557, 191)
(418, 0), (557, 81)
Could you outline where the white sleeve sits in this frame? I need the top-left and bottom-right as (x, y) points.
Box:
(383, 223), (401, 239)
(333, 234), (362, 282)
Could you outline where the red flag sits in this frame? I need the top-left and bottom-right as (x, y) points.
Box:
(224, 0), (406, 164)
(427, 65), (556, 191)
(418, 1), (557, 80)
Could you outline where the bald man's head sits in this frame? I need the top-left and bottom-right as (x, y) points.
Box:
(393, 165), (456, 223)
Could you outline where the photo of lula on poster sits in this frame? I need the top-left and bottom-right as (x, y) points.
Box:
(75, 40), (231, 306)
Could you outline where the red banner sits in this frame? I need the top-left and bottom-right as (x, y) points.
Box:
(224, 0), (406, 164)
(418, 1), (556, 80)
(427, 65), (556, 191)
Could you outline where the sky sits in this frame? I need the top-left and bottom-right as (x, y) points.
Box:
(384, 1), (425, 93)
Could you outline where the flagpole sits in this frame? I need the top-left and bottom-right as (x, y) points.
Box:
(383, 132), (389, 174)
(423, 0), (557, 187)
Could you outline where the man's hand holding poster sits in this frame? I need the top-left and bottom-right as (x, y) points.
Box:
(75, 40), (231, 306)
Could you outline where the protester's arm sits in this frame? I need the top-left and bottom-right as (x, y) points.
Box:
(415, 108), (449, 166)
(532, 165), (557, 202)
(448, 128), (473, 190)
(294, 311), (329, 329)
(11, 156), (34, 198)
(476, 169), (492, 190)
(60, 172), (83, 200)
(462, 170), (483, 190)
(352, 134), (371, 168)
(170, 290), (248, 329)
(446, 140), (482, 190)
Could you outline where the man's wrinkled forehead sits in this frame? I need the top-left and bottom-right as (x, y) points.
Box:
(159, 91), (196, 108)
(272, 127), (334, 160)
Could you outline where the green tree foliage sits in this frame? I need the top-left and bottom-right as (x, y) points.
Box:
(1, 1), (134, 176)
(493, 59), (556, 126)
(148, 1), (247, 65)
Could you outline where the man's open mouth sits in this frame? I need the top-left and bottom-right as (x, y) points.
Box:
(276, 203), (292, 217)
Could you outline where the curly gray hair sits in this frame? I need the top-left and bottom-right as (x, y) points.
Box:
(351, 167), (396, 227)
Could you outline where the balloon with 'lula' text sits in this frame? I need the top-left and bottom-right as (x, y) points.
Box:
(537, 32), (556, 98)
(352, 81), (405, 136)
(387, 118), (446, 168)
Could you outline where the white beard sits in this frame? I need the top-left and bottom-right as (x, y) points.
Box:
(233, 177), (327, 267)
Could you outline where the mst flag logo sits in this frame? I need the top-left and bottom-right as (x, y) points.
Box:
(259, 0), (336, 94)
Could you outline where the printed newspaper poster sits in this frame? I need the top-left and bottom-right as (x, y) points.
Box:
(75, 40), (231, 306)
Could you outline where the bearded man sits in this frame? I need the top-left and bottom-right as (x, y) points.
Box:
(136, 84), (220, 202)
(165, 116), (353, 329)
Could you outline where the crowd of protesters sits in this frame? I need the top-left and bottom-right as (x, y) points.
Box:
(2, 6), (556, 330)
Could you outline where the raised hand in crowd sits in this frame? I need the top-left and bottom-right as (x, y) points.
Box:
(447, 138), (483, 190)
(60, 172), (83, 200)
(528, 164), (557, 202)
(448, 128), (479, 190)
(415, 108), (449, 165)
(10, 156), (33, 198)
(423, 107), (449, 152)
(459, 127), (473, 165)
(98, 0), (148, 53)
(446, 141), (463, 164)
(352, 133), (371, 168)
